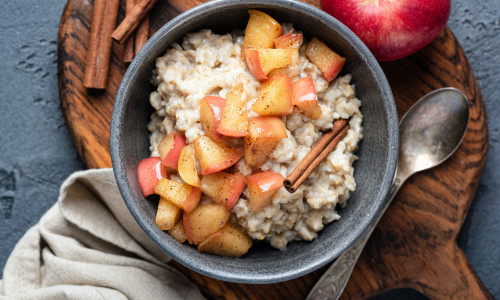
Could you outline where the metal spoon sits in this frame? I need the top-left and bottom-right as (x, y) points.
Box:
(307, 87), (470, 300)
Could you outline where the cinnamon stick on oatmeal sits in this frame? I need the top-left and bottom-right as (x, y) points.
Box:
(134, 14), (150, 56)
(123, 0), (136, 63)
(83, 0), (120, 89)
(112, 0), (157, 44)
(284, 119), (350, 193)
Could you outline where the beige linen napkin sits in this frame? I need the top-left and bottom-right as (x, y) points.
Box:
(0, 168), (205, 300)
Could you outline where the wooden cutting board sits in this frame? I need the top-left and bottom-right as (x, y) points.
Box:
(57, 0), (492, 298)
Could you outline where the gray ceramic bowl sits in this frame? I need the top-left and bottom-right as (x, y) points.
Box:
(111, 0), (398, 283)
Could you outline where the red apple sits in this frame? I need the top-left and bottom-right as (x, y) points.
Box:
(137, 157), (167, 197)
(320, 0), (450, 61)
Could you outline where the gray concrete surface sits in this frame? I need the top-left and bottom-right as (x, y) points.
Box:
(0, 0), (498, 298)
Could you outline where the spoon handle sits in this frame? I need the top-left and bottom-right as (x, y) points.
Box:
(306, 171), (407, 300)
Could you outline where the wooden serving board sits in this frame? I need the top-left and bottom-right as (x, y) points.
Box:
(58, 0), (492, 299)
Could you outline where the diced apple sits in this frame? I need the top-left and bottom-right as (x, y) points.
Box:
(194, 136), (242, 175)
(252, 73), (293, 116)
(158, 133), (187, 169)
(243, 10), (283, 49)
(156, 197), (182, 230)
(198, 222), (253, 257)
(292, 77), (322, 119)
(217, 83), (249, 137)
(269, 49), (300, 79)
(305, 37), (345, 82)
(270, 32), (302, 78)
(200, 96), (226, 142)
(244, 116), (287, 167)
(245, 48), (293, 80)
(246, 171), (284, 212)
(183, 203), (231, 245)
(274, 32), (303, 49)
(137, 157), (167, 197)
(154, 178), (201, 213)
(200, 172), (245, 210)
(169, 219), (187, 244)
(178, 144), (200, 187)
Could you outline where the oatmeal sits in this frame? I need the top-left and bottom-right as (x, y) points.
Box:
(148, 29), (362, 250)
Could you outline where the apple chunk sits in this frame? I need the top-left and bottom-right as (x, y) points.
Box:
(198, 222), (253, 258)
(153, 178), (201, 213)
(168, 219), (187, 244)
(305, 37), (345, 82)
(200, 96), (225, 142)
(274, 32), (303, 49)
(137, 157), (167, 197)
(158, 133), (187, 169)
(194, 136), (242, 175)
(246, 170), (284, 212)
(270, 32), (302, 79)
(245, 48), (293, 80)
(243, 10), (283, 48)
(252, 73), (293, 116)
(183, 203), (231, 245)
(217, 83), (249, 137)
(200, 172), (245, 210)
(244, 116), (287, 167)
(156, 197), (182, 230)
(178, 144), (200, 187)
(292, 77), (322, 119)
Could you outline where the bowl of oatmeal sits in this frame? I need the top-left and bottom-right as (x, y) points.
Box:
(111, 0), (398, 283)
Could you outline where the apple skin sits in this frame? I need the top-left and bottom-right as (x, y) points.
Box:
(136, 157), (167, 197)
(320, 0), (450, 61)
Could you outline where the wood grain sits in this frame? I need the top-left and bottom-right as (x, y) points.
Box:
(58, 0), (491, 298)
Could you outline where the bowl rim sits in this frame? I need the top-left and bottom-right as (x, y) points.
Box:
(111, 0), (398, 283)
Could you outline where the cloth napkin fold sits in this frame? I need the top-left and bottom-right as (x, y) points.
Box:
(0, 168), (205, 300)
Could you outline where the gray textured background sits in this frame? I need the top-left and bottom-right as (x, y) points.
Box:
(0, 0), (498, 298)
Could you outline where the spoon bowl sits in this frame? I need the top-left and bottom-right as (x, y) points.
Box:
(399, 87), (470, 178)
(307, 87), (470, 299)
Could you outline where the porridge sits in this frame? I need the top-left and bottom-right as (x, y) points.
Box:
(138, 10), (362, 256)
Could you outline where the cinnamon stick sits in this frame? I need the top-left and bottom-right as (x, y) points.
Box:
(123, 0), (136, 63)
(134, 15), (150, 56)
(284, 119), (350, 193)
(83, 0), (120, 89)
(112, 0), (157, 44)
